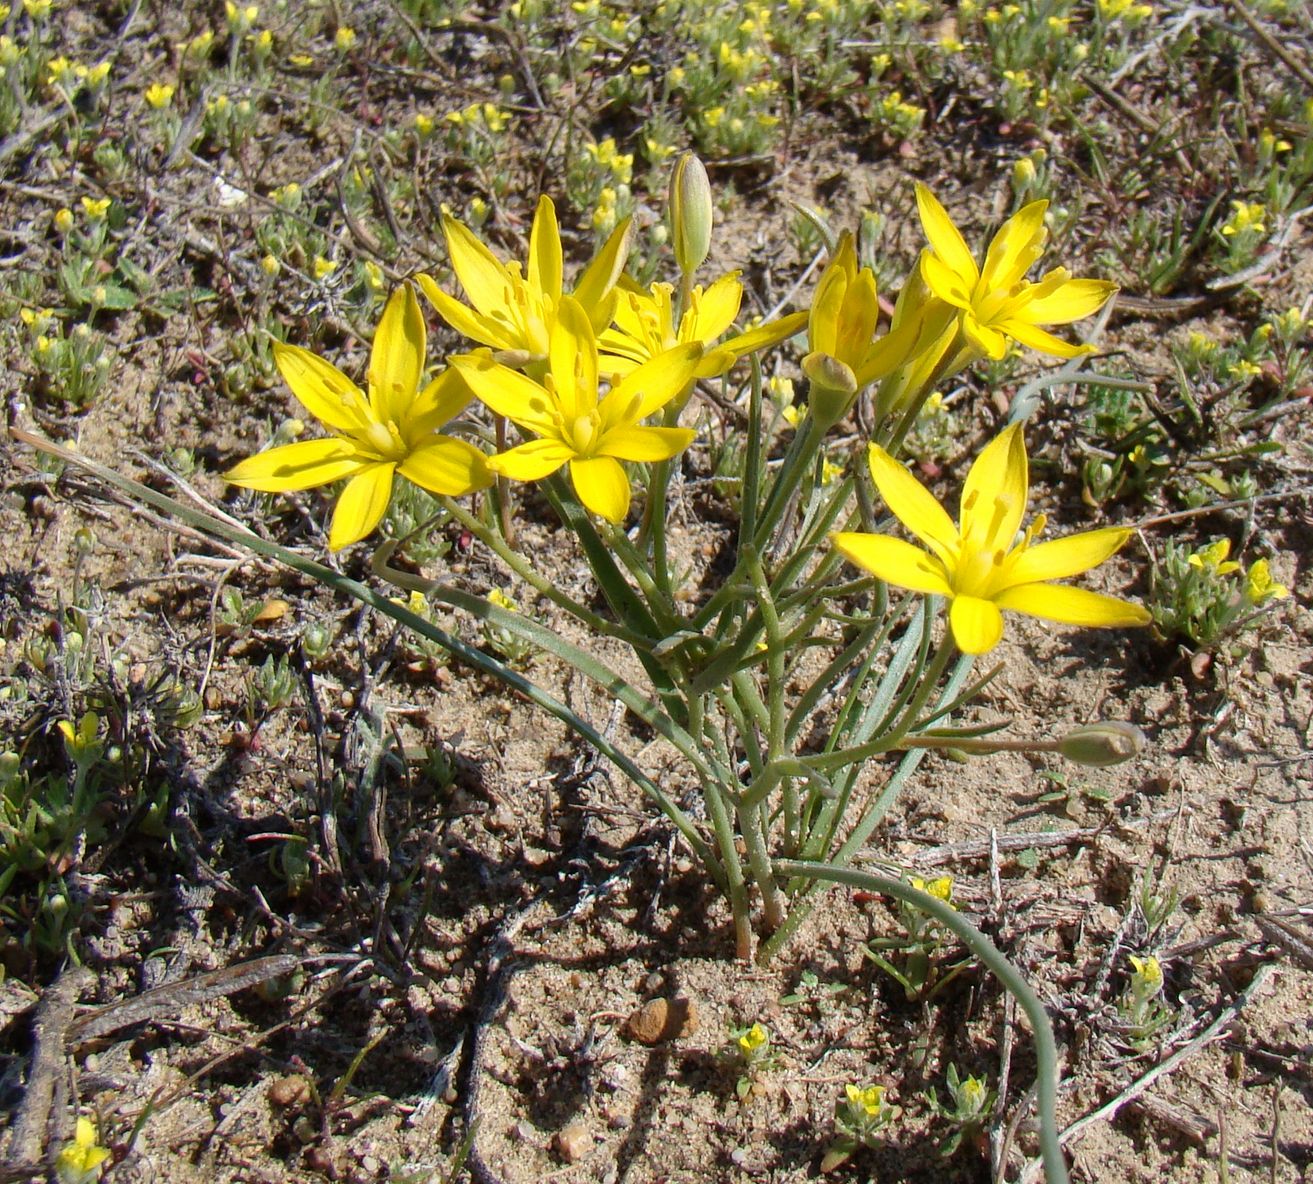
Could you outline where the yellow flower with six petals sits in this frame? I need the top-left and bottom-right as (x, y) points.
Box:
(600, 274), (805, 394)
(832, 424), (1150, 653)
(417, 195), (631, 364)
(226, 285), (491, 550)
(914, 183), (1117, 361)
(452, 296), (702, 524)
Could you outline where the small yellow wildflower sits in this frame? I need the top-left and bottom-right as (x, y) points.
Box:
(252, 28), (273, 53)
(1128, 954), (1163, 995)
(82, 61), (110, 85)
(53, 207), (74, 233)
(414, 112), (434, 137)
(844, 1083), (886, 1117)
(260, 254), (280, 277)
(23, 0), (52, 17)
(737, 1022), (769, 1055)
(144, 82), (175, 109)
(1244, 559), (1288, 604)
(909, 875), (954, 902)
(55, 1117), (110, 1184)
(334, 26), (357, 52)
(46, 56), (77, 87)
(187, 30), (214, 58)
(1220, 200), (1266, 238)
(363, 260), (385, 292)
(312, 256), (337, 280)
(81, 196), (111, 220)
(288, 52), (314, 67)
(1227, 359), (1262, 381)
(225, 1), (258, 31)
(487, 588), (519, 612)
(1188, 539), (1240, 576)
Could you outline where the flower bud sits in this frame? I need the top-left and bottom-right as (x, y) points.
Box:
(668, 151), (712, 277)
(802, 351), (858, 429)
(1057, 721), (1145, 767)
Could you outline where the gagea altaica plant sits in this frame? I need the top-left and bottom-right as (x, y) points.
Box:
(219, 158), (1151, 969)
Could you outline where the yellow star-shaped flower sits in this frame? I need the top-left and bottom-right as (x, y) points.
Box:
(226, 285), (491, 550)
(452, 296), (702, 524)
(832, 424), (1151, 653)
(915, 184), (1117, 361)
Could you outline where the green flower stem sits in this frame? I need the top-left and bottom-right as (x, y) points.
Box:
(788, 603), (926, 870)
(12, 429), (724, 885)
(439, 497), (642, 645)
(719, 680), (766, 777)
(744, 547), (786, 757)
(737, 794), (787, 930)
(492, 414), (515, 545)
(646, 457), (674, 599)
(753, 413), (825, 552)
(773, 861), (1069, 1184)
(880, 341), (977, 455)
(539, 476), (685, 720)
(806, 637), (958, 774)
(740, 360), (765, 545)
(823, 653), (976, 876)
(600, 520), (682, 635)
(690, 693), (753, 960)
(784, 606), (891, 745)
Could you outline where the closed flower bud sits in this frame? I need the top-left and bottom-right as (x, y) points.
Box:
(1058, 721), (1145, 767)
(669, 151), (712, 276)
(802, 351), (858, 428)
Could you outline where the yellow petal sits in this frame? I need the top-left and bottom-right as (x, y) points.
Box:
(598, 425), (695, 462)
(684, 272), (743, 343)
(415, 273), (517, 351)
(855, 312), (925, 387)
(398, 437), (492, 495)
(980, 199), (1048, 293)
(527, 195), (563, 303)
(226, 438), (365, 492)
(570, 455), (631, 523)
(834, 267), (880, 370)
(959, 424), (1027, 553)
(1022, 277), (1117, 325)
(329, 462), (395, 550)
(996, 317), (1088, 358)
(405, 366), (475, 438)
(919, 248), (974, 312)
(949, 594), (1005, 653)
(915, 184), (979, 288)
(575, 216), (633, 331)
(450, 352), (562, 438)
(1000, 527), (1132, 588)
(809, 243), (851, 356)
(865, 444), (959, 564)
(443, 214), (512, 319)
(960, 310), (1009, 360)
(721, 310), (808, 359)
(549, 296), (599, 423)
(993, 583), (1153, 628)
(368, 284), (425, 426)
(830, 532), (954, 595)
(606, 342), (703, 422)
(273, 341), (369, 434)
(488, 438), (575, 480)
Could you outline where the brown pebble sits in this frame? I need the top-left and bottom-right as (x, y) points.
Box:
(624, 996), (698, 1045)
(554, 1122), (591, 1163)
(268, 1074), (312, 1108)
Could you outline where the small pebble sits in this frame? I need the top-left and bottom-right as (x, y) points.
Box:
(553, 1121), (592, 1164)
(268, 1074), (312, 1108)
(624, 996), (698, 1045)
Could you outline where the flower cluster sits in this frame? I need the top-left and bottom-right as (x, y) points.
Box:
(228, 167), (1144, 662)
